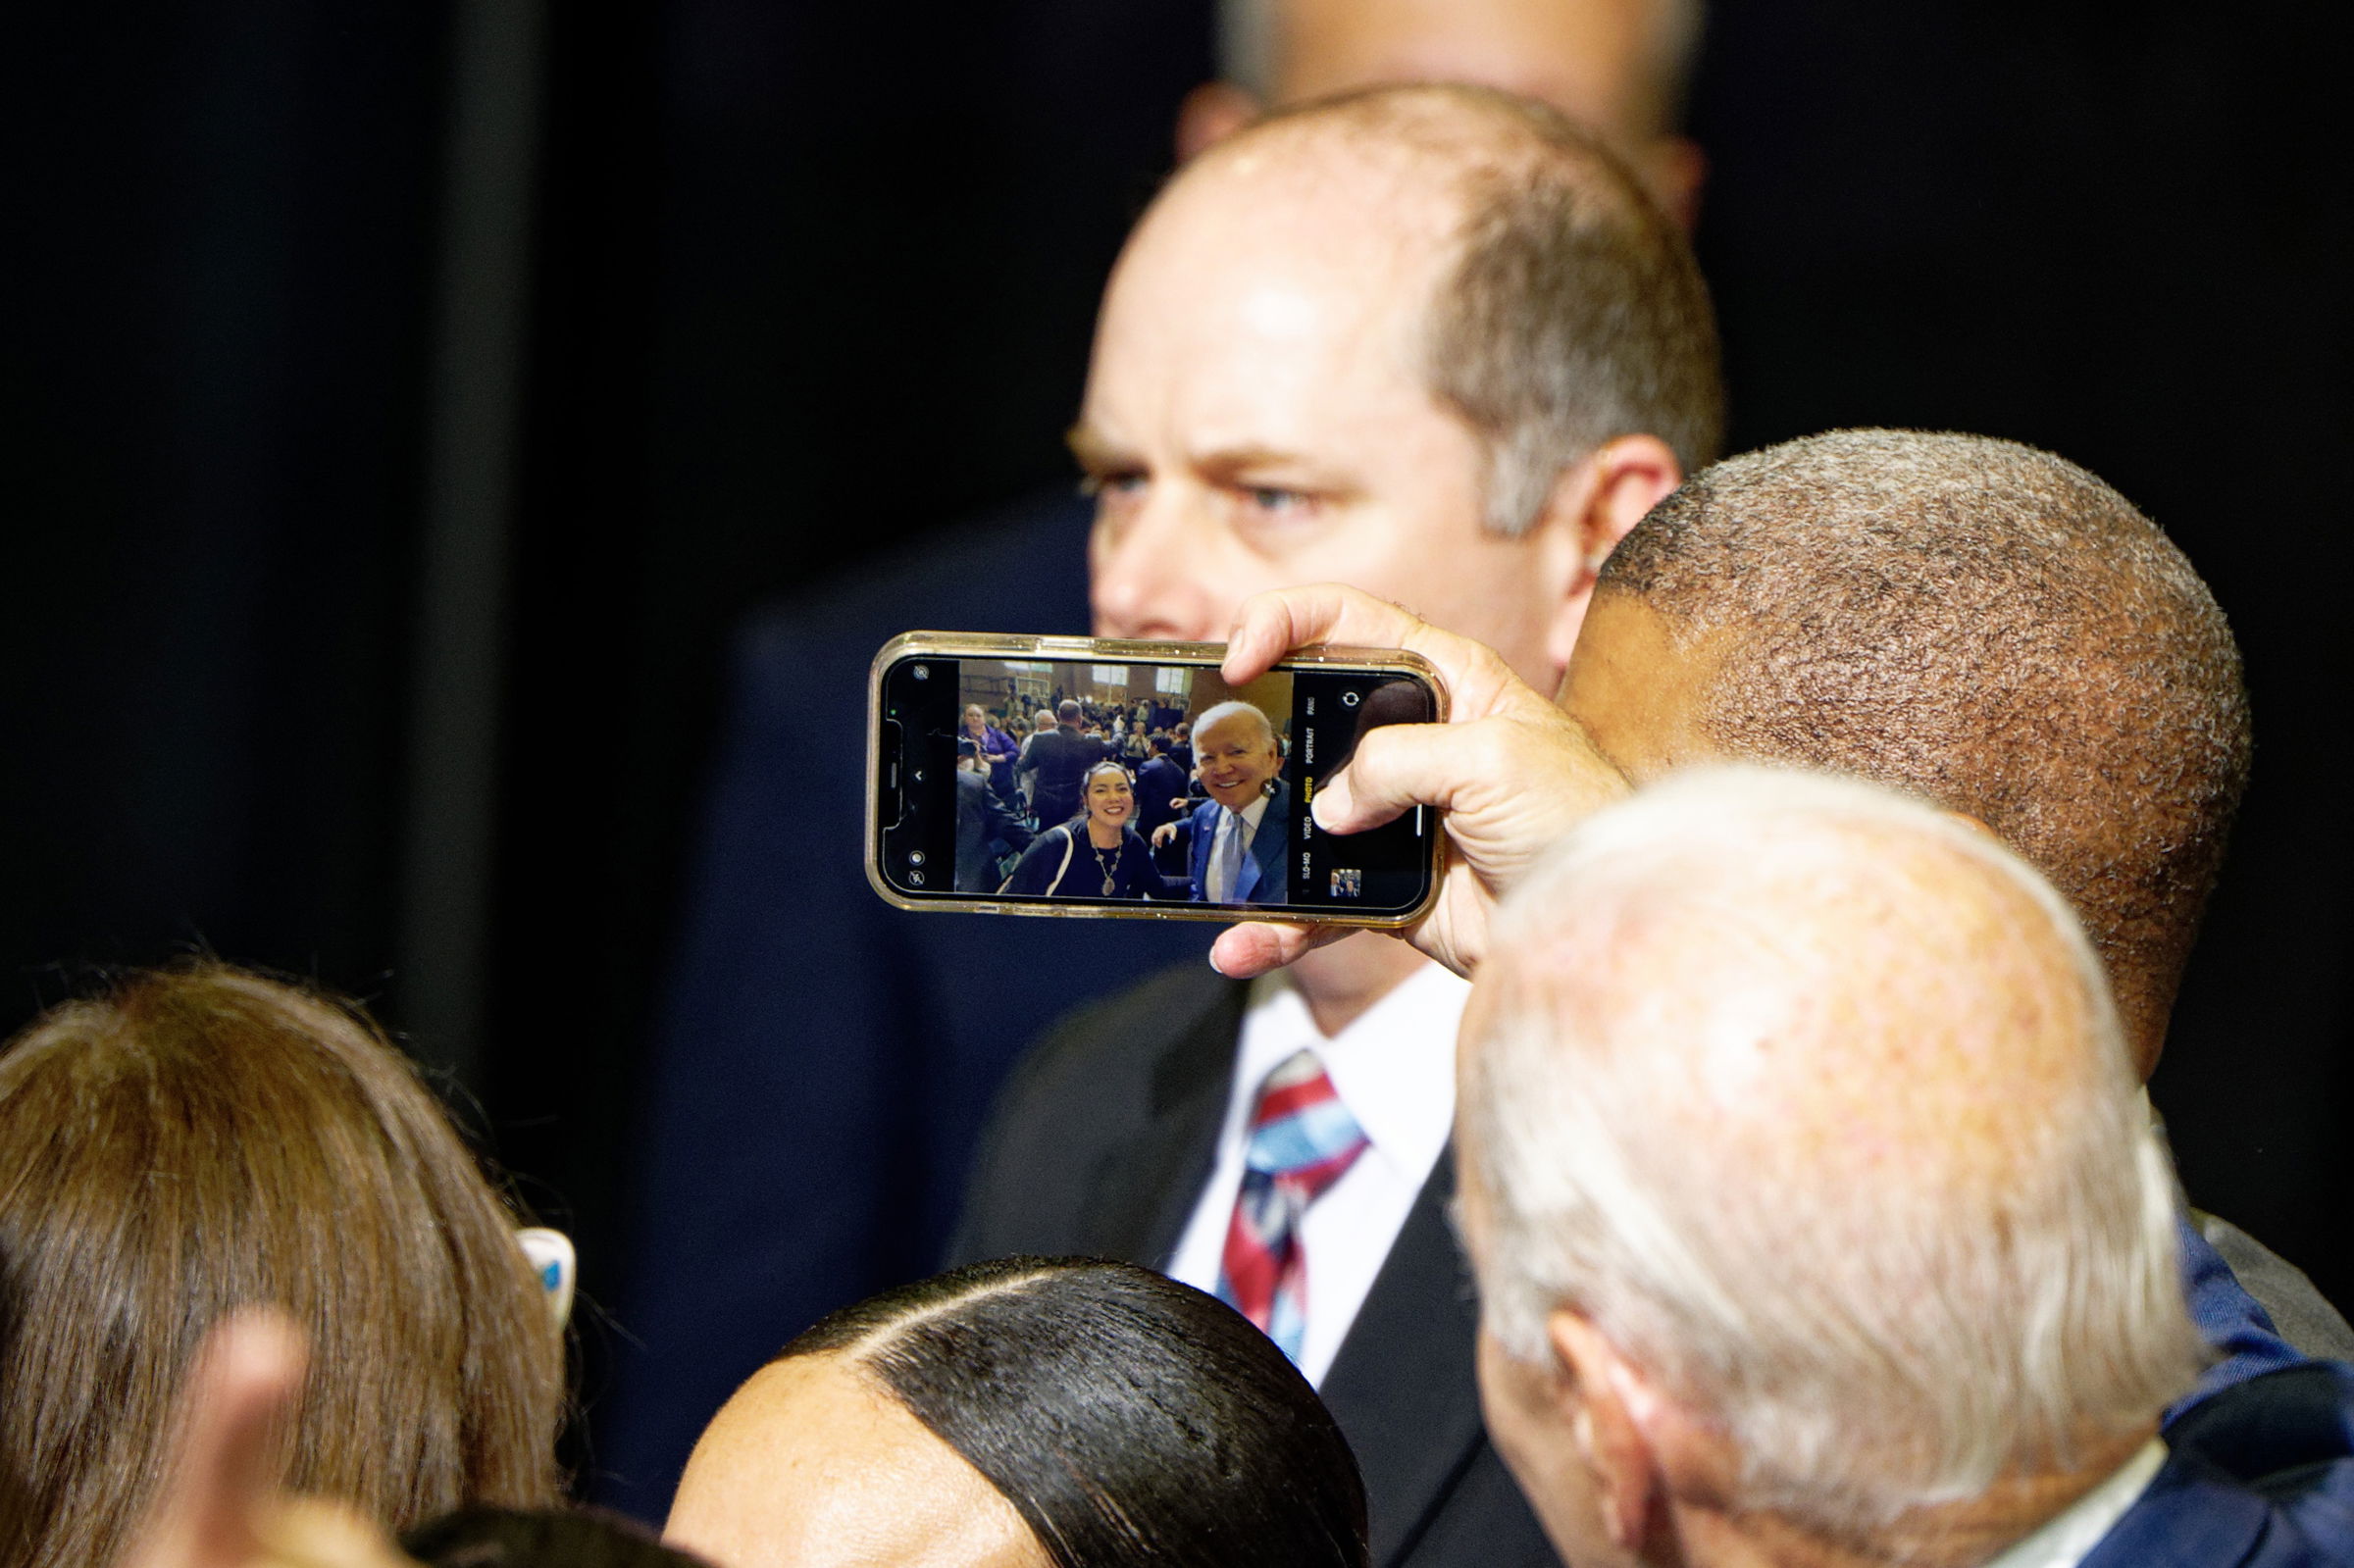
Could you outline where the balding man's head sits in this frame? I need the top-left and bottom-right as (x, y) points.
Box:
(1084, 84), (1717, 688)
(1564, 430), (2249, 1075)
(1457, 768), (2202, 1558)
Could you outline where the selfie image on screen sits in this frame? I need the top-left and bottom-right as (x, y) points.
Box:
(949, 658), (1292, 903)
(879, 650), (1435, 917)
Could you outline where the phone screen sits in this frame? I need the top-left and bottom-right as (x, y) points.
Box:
(875, 650), (1438, 920)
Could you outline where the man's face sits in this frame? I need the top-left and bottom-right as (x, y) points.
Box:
(1194, 713), (1282, 810)
(1078, 149), (1578, 690)
(1557, 589), (1724, 781)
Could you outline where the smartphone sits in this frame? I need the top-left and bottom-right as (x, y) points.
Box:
(869, 632), (1445, 924)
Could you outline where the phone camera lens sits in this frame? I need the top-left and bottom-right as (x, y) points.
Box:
(907, 869), (926, 885)
(908, 850), (926, 866)
(911, 664), (930, 681)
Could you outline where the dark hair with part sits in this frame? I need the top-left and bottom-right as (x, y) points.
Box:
(0, 961), (565, 1568)
(1599, 430), (2251, 1068)
(1239, 84), (1721, 535)
(1081, 759), (1133, 790)
(781, 1257), (1367, 1568)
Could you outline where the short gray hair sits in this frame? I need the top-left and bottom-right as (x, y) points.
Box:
(1190, 700), (1279, 750)
(1460, 766), (2203, 1537)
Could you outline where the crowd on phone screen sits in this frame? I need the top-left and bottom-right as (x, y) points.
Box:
(958, 694), (1295, 902)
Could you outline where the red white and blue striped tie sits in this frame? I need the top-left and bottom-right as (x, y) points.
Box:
(1217, 1048), (1368, 1362)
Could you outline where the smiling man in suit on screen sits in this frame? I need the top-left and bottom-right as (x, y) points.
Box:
(1151, 701), (1292, 906)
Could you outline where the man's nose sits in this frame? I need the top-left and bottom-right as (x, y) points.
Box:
(1090, 488), (1219, 641)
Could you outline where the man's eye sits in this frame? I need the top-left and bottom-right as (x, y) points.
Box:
(1243, 485), (1313, 515)
(1079, 470), (1147, 499)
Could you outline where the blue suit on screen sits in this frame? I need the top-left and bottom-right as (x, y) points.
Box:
(1181, 780), (1290, 905)
(1133, 753), (1190, 839)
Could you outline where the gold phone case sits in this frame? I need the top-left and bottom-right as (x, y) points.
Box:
(866, 631), (1447, 926)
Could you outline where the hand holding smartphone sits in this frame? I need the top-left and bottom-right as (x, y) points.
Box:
(868, 633), (1445, 925)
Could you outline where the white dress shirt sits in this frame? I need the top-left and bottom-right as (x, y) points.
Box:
(1981, 1438), (2167, 1568)
(1206, 791), (1271, 903)
(1166, 961), (1467, 1386)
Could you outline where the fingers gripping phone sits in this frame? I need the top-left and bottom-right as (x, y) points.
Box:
(869, 633), (1445, 925)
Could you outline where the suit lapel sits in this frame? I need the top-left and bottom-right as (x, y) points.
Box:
(1075, 972), (1246, 1266)
(1190, 801), (1217, 902)
(1246, 782), (1288, 902)
(1318, 1148), (1491, 1568)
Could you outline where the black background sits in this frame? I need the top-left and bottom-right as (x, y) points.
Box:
(3, 0), (2344, 1476)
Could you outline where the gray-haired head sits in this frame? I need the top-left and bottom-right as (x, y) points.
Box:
(1189, 700), (1279, 751)
(1586, 430), (2249, 1075)
(1458, 766), (2204, 1542)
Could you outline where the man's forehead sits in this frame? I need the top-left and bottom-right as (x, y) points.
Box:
(1198, 712), (1271, 742)
(1111, 139), (1455, 333)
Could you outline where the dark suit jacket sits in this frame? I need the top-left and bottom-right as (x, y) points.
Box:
(949, 964), (1561, 1568)
(955, 767), (1031, 893)
(2084, 1362), (2354, 1566)
(1026, 725), (1108, 825)
(1135, 754), (1190, 838)
(1173, 782), (1291, 905)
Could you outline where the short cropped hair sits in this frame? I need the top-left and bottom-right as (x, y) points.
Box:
(1190, 699), (1279, 751)
(1226, 84), (1721, 534)
(1462, 768), (2204, 1536)
(0, 963), (565, 1568)
(1598, 430), (2250, 1058)
(1056, 699), (1082, 724)
(782, 1258), (1367, 1568)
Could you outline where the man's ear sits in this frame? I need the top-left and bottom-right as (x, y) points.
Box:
(1533, 434), (1684, 676)
(1548, 1311), (1666, 1551)
(1175, 81), (1261, 161)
